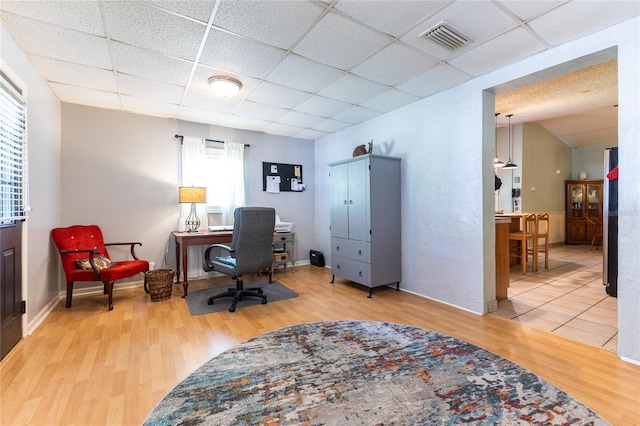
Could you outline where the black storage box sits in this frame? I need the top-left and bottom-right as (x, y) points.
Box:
(310, 250), (325, 267)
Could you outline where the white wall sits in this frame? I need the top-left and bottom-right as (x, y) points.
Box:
(314, 18), (640, 363)
(1, 24), (62, 331)
(61, 104), (315, 287)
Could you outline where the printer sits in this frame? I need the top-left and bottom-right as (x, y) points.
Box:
(274, 215), (293, 233)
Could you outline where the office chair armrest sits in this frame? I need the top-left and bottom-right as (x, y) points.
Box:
(204, 243), (234, 258)
(203, 243), (235, 269)
(104, 242), (143, 260)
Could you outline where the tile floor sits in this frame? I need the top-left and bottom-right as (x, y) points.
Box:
(491, 244), (618, 352)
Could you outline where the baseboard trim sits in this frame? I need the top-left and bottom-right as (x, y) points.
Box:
(26, 296), (60, 336)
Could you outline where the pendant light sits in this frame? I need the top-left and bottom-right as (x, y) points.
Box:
(502, 114), (518, 170)
(494, 112), (505, 168)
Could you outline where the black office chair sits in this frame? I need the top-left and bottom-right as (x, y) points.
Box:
(203, 207), (275, 312)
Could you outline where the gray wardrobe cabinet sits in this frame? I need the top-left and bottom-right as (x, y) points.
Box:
(329, 154), (401, 297)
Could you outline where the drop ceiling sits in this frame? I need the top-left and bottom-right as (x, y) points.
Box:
(1, 1), (638, 144)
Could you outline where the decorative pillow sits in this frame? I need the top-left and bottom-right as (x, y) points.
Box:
(76, 255), (113, 270)
(215, 256), (236, 267)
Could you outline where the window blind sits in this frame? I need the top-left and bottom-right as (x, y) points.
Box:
(0, 70), (28, 224)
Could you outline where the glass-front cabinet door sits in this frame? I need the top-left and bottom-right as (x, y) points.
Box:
(570, 184), (584, 218)
(586, 183), (602, 218)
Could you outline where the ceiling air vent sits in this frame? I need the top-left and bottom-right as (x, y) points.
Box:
(421, 22), (470, 50)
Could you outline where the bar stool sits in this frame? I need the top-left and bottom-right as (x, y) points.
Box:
(536, 213), (550, 270)
(508, 214), (537, 275)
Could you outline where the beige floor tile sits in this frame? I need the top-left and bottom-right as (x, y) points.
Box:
(509, 294), (548, 309)
(519, 306), (575, 324)
(511, 314), (563, 332)
(603, 334), (618, 352)
(502, 245), (617, 352)
(543, 300), (591, 316)
(490, 308), (518, 320)
(564, 318), (617, 338)
(496, 299), (538, 315)
(577, 307), (618, 328)
(563, 291), (608, 305)
(595, 297), (618, 311)
(553, 324), (611, 347)
(548, 296), (593, 310)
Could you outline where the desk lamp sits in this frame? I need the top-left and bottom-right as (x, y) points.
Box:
(179, 186), (207, 232)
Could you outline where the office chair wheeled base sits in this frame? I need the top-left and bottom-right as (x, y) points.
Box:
(207, 278), (267, 312)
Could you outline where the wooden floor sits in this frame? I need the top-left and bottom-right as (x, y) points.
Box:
(1, 265), (639, 425)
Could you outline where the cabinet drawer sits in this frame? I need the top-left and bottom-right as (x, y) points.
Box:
(331, 237), (369, 262)
(273, 233), (294, 244)
(331, 256), (370, 286)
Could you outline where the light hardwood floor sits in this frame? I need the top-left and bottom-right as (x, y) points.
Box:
(1, 265), (638, 425)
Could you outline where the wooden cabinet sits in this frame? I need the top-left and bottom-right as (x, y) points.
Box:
(565, 179), (603, 244)
(329, 154), (401, 296)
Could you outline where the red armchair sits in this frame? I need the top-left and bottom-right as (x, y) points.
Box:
(51, 225), (149, 310)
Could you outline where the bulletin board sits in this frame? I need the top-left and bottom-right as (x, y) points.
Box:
(262, 162), (303, 193)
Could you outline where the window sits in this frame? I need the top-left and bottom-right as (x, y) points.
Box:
(203, 141), (228, 212)
(0, 70), (28, 225)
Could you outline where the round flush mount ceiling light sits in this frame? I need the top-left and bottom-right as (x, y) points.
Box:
(208, 76), (242, 97)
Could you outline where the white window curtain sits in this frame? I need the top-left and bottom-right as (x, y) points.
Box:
(223, 142), (246, 225)
(181, 136), (209, 278)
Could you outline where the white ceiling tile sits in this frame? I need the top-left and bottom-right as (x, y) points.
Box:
(233, 100), (288, 122)
(449, 27), (546, 77)
(266, 54), (344, 92)
(200, 28), (286, 78)
(352, 42), (440, 85)
(1, 14), (111, 68)
(29, 56), (117, 92)
(528, 1), (640, 46)
(496, 0), (566, 22)
(177, 105), (235, 126)
(118, 74), (184, 104)
(214, 1), (325, 50)
(218, 114), (271, 132)
(121, 95), (180, 118)
(402, 1), (517, 61)
(396, 64), (471, 97)
(111, 42), (193, 87)
(293, 11), (392, 70)
(147, 0), (215, 23)
(0, 0), (104, 36)
(360, 89), (419, 113)
(276, 110), (325, 128)
(49, 83), (121, 110)
(182, 88), (241, 112)
(293, 128), (330, 141)
(318, 73), (389, 104)
(332, 106), (381, 124)
(247, 82), (312, 109)
(311, 118), (353, 133)
(334, 0), (448, 37)
(261, 122), (306, 137)
(294, 95), (352, 117)
(103, 1), (206, 61)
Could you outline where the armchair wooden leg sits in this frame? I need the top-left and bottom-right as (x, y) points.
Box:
(66, 282), (74, 308)
(104, 281), (114, 310)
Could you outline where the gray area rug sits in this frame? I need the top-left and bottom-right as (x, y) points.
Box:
(185, 281), (298, 315)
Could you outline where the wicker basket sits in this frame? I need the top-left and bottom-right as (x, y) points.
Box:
(146, 269), (175, 302)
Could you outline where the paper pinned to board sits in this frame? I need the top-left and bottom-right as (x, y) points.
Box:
(267, 175), (281, 193)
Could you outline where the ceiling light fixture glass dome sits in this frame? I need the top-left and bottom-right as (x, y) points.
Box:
(208, 76), (242, 97)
